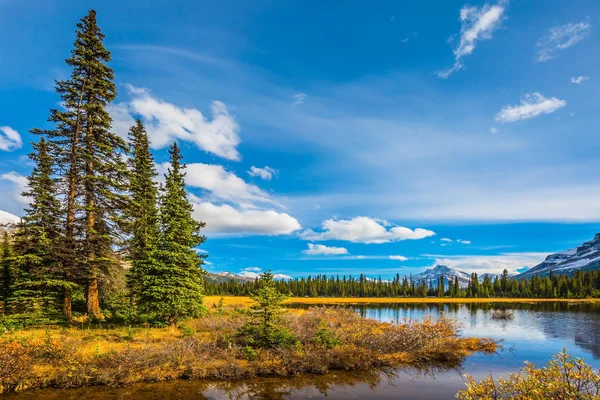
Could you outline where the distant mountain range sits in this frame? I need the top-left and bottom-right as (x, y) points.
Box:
(204, 234), (600, 285)
(517, 233), (600, 279)
(412, 265), (471, 288)
(204, 271), (255, 284)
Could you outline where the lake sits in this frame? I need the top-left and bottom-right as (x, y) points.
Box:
(6, 301), (600, 399)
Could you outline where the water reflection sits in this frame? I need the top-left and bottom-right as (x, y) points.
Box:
(6, 302), (600, 400)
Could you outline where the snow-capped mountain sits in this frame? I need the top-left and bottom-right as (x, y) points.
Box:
(0, 210), (20, 226)
(518, 233), (600, 279)
(204, 271), (255, 284)
(413, 265), (471, 288)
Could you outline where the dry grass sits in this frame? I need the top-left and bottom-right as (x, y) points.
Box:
(0, 308), (497, 394)
(205, 296), (600, 308)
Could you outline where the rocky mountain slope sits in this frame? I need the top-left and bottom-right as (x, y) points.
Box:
(412, 265), (471, 288)
(518, 233), (600, 279)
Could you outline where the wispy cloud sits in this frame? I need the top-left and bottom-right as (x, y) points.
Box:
(389, 255), (408, 261)
(457, 239), (471, 244)
(425, 252), (548, 274)
(495, 93), (566, 122)
(570, 76), (589, 84)
(301, 216), (435, 244)
(292, 92), (307, 106)
(438, 0), (508, 78)
(536, 22), (591, 62)
(303, 243), (349, 255)
(0, 126), (22, 152)
(248, 166), (278, 180)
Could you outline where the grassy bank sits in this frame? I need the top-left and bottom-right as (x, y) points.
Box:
(204, 295), (600, 308)
(0, 307), (496, 394)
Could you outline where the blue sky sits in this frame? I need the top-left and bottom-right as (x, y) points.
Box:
(1, 0), (600, 279)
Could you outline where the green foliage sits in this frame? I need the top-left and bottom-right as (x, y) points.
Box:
(205, 268), (600, 300)
(137, 143), (207, 324)
(126, 119), (159, 302)
(313, 320), (340, 349)
(237, 271), (298, 349)
(457, 350), (600, 399)
(242, 345), (258, 361)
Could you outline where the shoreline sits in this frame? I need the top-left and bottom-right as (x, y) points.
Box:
(205, 295), (600, 308)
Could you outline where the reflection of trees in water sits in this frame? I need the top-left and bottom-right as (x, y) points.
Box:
(5, 365), (468, 400)
(349, 302), (600, 360)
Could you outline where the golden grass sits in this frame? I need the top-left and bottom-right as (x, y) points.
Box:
(205, 295), (600, 308)
(0, 308), (498, 394)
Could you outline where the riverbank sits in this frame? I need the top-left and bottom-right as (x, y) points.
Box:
(0, 307), (496, 394)
(204, 295), (600, 308)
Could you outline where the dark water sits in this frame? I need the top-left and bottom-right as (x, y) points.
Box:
(7, 302), (600, 399)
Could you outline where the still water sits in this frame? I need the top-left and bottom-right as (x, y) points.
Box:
(7, 302), (600, 399)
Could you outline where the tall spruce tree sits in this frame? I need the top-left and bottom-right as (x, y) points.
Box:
(138, 142), (207, 323)
(32, 10), (128, 317)
(126, 119), (158, 302)
(9, 139), (73, 321)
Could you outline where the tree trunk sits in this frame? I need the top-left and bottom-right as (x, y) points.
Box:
(86, 275), (100, 317)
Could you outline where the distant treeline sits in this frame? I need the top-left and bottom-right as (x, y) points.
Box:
(205, 270), (600, 299)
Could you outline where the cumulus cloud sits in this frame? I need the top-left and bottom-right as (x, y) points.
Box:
(191, 200), (301, 235)
(438, 0), (508, 78)
(495, 93), (566, 122)
(536, 22), (591, 62)
(301, 216), (435, 244)
(0, 172), (28, 205)
(110, 84), (241, 160)
(0, 126), (22, 152)
(571, 76), (589, 84)
(426, 252), (548, 274)
(303, 243), (349, 255)
(248, 166), (278, 181)
(389, 255), (408, 261)
(292, 93), (307, 106)
(159, 162), (276, 206)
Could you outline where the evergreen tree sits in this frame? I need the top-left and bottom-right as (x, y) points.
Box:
(9, 139), (73, 321)
(33, 10), (128, 317)
(126, 120), (158, 302)
(1, 231), (12, 312)
(138, 142), (207, 323)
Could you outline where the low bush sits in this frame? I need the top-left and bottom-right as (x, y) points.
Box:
(0, 308), (497, 394)
(457, 350), (600, 399)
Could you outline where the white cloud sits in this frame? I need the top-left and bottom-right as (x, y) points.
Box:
(441, 238), (453, 242)
(303, 243), (349, 255)
(239, 267), (291, 280)
(495, 93), (566, 122)
(0, 126), (22, 152)
(110, 84), (241, 160)
(389, 255), (408, 261)
(292, 93), (307, 106)
(159, 162), (275, 206)
(457, 239), (472, 244)
(536, 22), (591, 62)
(301, 216), (435, 244)
(438, 1), (508, 78)
(191, 200), (301, 235)
(248, 166), (278, 181)
(570, 76), (589, 84)
(0, 172), (28, 205)
(489, 127), (499, 134)
(427, 252), (548, 274)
